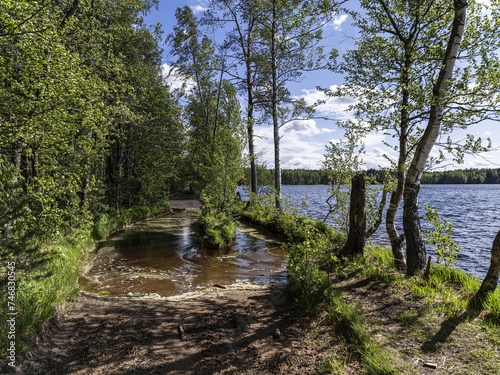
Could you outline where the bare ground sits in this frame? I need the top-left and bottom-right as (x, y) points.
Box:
(8, 277), (500, 375)
(4, 199), (499, 374)
(13, 285), (338, 375)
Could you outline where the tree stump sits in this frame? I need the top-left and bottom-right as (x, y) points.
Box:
(340, 173), (366, 257)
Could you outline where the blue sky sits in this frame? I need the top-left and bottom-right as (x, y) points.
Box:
(145, 0), (500, 171)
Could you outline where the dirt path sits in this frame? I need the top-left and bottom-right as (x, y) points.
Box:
(14, 285), (331, 375)
(169, 196), (202, 211)
(14, 199), (328, 374)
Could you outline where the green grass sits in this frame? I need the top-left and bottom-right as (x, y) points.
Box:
(241, 201), (500, 373)
(195, 206), (237, 250)
(364, 246), (500, 322)
(325, 288), (396, 375)
(240, 202), (397, 373)
(1, 233), (93, 354)
(0, 201), (171, 358)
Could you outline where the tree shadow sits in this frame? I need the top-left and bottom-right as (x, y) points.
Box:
(421, 307), (481, 353)
(11, 287), (311, 375)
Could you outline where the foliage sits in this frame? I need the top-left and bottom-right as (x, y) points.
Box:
(196, 203), (237, 249)
(92, 200), (170, 240)
(0, 0), (185, 358)
(422, 167), (500, 184)
(0, 200), (170, 358)
(0, 0), (184, 256)
(286, 230), (331, 310)
(322, 140), (388, 240)
(330, 0), (499, 274)
(240, 199), (344, 310)
(241, 167), (500, 186)
(249, 0), (339, 208)
(169, 6), (245, 215)
(322, 138), (364, 233)
(423, 204), (461, 267)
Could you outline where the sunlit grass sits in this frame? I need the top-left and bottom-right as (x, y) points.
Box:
(325, 287), (396, 375)
(362, 245), (500, 323)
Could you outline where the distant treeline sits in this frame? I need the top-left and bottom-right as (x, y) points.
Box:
(242, 168), (500, 185)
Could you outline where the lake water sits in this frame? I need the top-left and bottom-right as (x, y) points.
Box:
(81, 184), (498, 297)
(79, 213), (287, 297)
(274, 184), (499, 281)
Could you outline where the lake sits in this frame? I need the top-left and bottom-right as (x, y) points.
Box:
(239, 184), (500, 281)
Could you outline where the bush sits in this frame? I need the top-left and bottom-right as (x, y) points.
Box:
(196, 205), (237, 250)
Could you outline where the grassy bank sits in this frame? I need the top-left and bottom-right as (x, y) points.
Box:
(240, 201), (500, 374)
(0, 200), (171, 358)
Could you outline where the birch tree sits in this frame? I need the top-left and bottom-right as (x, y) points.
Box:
(253, 0), (340, 209)
(333, 0), (500, 275)
(205, 0), (261, 195)
(403, 0), (468, 275)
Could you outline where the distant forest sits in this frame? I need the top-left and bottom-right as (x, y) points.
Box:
(259, 168), (500, 185)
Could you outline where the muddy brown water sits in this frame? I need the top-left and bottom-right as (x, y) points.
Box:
(79, 212), (287, 297)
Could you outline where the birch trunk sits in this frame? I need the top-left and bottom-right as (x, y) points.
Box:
(270, 0), (281, 209)
(404, 0), (468, 276)
(469, 230), (500, 309)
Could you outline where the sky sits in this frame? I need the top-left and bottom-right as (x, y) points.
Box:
(144, 0), (500, 171)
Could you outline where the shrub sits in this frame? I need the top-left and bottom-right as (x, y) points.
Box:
(196, 205), (237, 250)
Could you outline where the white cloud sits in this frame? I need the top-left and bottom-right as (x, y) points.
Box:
(363, 147), (395, 169)
(189, 0), (209, 14)
(190, 4), (207, 14)
(282, 119), (336, 136)
(300, 86), (357, 121)
(253, 121), (331, 169)
(362, 132), (386, 147)
(161, 64), (195, 92)
(332, 14), (348, 31)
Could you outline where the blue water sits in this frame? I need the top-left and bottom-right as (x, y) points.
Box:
(239, 184), (500, 281)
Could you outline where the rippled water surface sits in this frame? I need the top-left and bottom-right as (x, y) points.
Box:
(81, 184), (499, 296)
(276, 184), (500, 280)
(80, 213), (286, 297)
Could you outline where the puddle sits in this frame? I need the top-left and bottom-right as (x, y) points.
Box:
(79, 212), (287, 297)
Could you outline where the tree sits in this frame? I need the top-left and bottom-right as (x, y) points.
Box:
(252, 0), (339, 209)
(404, 0), (468, 275)
(168, 6), (245, 209)
(0, 0), (109, 251)
(469, 230), (500, 309)
(332, 0), (498, 275)
(0, 0), (181, 256)
(205, 0), (261, 196)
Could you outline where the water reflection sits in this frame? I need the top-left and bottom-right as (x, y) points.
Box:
(79, 213), (287, 297)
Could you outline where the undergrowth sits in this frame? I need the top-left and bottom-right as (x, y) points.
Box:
(241, 200), (500, 373)
(241, 200), (396, 373)
(195, 204), (237, 250)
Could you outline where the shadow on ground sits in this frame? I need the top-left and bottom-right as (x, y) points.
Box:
(11, 287), (323, 375)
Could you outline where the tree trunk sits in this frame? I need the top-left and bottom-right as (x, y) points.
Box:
(403, 181), (427, 274)
(386, 45), (411, 272)
(386, 190), (406, 271)
(270, 0), (281, 209)
(366, 189), (387, 239)
(341, 173), (366, 257)
(403, 0), (467, 276)
(469, 230), (500, 309)
(247, 87), (258, 195)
